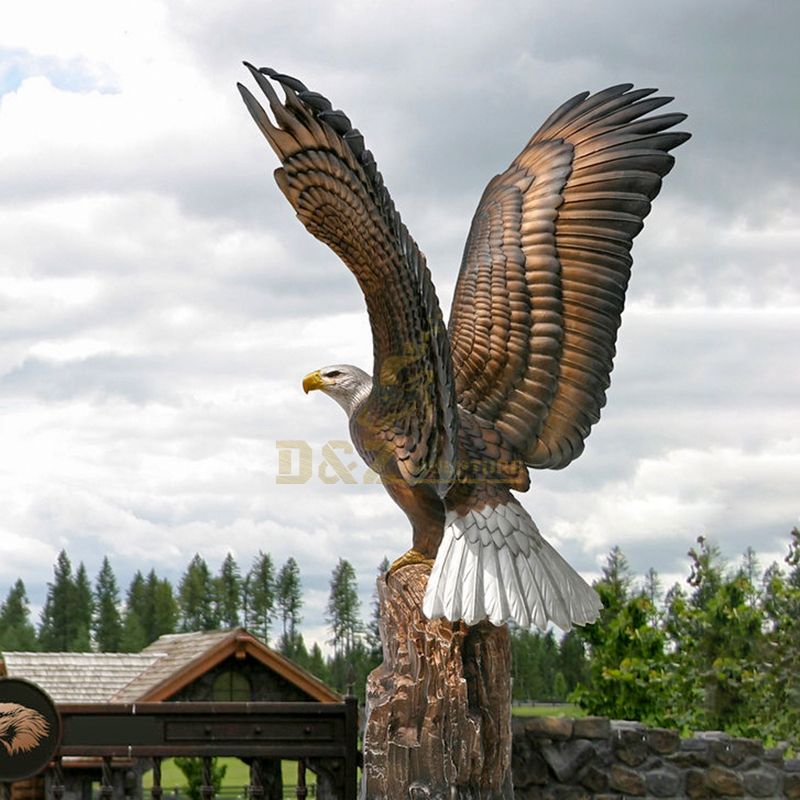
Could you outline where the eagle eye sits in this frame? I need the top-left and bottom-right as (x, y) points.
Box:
(326, 370), (342, 378)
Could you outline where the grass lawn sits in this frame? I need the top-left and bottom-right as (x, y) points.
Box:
(142, 759), (316, 792)
(512, 703), (584, 718)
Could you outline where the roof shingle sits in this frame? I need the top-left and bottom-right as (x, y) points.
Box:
(0, 651), (164, 703)
(1, 628), (339, 704)
(112, 630), (236, 702)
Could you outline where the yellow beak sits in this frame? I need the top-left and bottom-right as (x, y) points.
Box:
(302, 370), (325, 394)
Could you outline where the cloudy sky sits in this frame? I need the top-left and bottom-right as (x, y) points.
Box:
(1, 0), (798, 648)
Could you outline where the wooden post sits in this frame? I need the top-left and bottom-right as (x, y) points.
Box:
(363, 564), (513, 800)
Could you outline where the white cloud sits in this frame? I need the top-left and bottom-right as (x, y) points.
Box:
(549, 445), (799, 553)
(0, 529), (57, 584)
(0, 0), (797, 647)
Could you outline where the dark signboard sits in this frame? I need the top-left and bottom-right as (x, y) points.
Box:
(0, 678), (61, 781)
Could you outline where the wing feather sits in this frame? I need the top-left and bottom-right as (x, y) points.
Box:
(240, 65), (457, 492)
(448, 85), (689, 468)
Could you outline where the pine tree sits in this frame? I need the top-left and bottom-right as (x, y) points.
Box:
(242, 571), (251, 630)
(120, 613), (147, 652)
(71, 563), (94, 651)
(326, 558), (362, 657)
(573, 545), (668, 722)
(663, 582), (690, 648)
(739, 547), (761, 606)
(275, 557), (303, 650)
(601, 545), (633, 612)
(247, 551), (276, 643)
(178, 554), (218, 632)
(283, 631), (310, 665)
(121, 571), (148, 652)
(324, 559), (368, 696)
(640, 567), (663, 624)
(0, 579), (38, 651)
(553, 671), (568, 701)
(214, 553), (242, 629)
(540, 630), (559, 699)
(39, 550), (76, 651)
(334, 639), (373, 701)
(93, 557), (122, 652)
(674, 537), (765, 732)
(510, 628), (545, 701)
(688, 535), (724, 611)
(366, 557), (389, 660)
(147, 571), (178, 643)
(558, 630), (588, 694)
(306, 642), (329, 684)
(641, 567), (662, 605)
(577, 545), (634, 653)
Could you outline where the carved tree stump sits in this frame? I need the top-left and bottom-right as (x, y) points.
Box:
(363, 564), (513, 800)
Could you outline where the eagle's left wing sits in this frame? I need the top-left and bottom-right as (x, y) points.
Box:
(238, 65), (457, 494)
(448, 84), (690, 469)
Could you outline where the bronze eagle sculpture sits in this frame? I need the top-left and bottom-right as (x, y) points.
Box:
(238, 64), (689, 630)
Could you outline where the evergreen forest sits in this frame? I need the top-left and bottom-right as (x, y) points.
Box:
(1, 528), (797, 747)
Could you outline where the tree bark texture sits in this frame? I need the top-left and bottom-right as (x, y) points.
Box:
(363, 564), (513, 800)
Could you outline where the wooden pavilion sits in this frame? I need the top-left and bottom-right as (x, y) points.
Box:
(0, 629), (339, 800)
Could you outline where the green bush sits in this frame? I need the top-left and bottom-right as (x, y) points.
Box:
(173, 758), (227, 800)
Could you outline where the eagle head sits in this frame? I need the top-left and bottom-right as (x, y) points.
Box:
(0, 702), (50, 756)
(302, 364), (371, 417)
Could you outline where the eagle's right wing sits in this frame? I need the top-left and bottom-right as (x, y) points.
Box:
(239, 65), (457, 494)
(448, 85), (690, 469)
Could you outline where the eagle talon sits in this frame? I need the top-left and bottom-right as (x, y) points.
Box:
(389, 549), (435, 574)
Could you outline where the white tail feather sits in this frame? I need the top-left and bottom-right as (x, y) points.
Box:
(422, 501), (602, 629)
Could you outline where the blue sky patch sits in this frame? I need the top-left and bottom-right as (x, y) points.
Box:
(0, 47), (119, 97)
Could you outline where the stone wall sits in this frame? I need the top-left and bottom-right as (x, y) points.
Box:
(512, 715), (800, 799)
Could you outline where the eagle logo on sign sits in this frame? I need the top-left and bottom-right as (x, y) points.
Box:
(0, 702), (50, 756)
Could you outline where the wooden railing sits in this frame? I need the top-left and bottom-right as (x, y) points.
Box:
(2, 700), (358, 800)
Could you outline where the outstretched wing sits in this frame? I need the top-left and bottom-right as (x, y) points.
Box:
(239, 65), (457, 493)
(448, 84), (689, 469)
